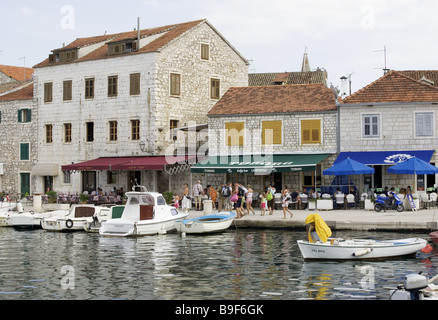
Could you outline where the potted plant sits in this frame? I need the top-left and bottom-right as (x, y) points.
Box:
(163, 191), (174, 205)
(79, 193), (89, 204)
(46, 190), (57, 204)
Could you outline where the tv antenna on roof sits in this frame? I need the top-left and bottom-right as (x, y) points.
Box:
(20, 56), (27, 80)
(374, 45), (389, 74)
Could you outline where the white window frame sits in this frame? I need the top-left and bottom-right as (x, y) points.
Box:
(415, 111), (435, 138)
(362, 113), (381, 139)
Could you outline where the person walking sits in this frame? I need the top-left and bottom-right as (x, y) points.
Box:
(193, 180), (203, 211)
(222, 182), (233, 212)
(181, 183), (191, 212)
(266, 184), (276, 215)
(282, 186), (293, 219)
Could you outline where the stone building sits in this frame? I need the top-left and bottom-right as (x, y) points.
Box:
(32, 19), (248, 195)
(192, 84), (338, 193)
(338, 70), (438, 192)
(0, 81), (37, 196)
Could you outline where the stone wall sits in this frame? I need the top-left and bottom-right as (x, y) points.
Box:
(0, 97), (37, 195)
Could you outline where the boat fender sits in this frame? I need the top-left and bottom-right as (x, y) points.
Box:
(17, 202), (23, 213)
(352, 248), (372, 257)
(65, 219), (74, 229)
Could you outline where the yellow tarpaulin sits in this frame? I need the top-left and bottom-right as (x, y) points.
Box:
(305, 214), (332, 243)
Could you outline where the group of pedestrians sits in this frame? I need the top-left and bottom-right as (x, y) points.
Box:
(176, 181), (297, 219)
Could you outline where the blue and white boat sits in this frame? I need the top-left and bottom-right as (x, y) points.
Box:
(176, 211), (236, 234)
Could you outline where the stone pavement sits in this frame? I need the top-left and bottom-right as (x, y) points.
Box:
(186, 206), (438, 232)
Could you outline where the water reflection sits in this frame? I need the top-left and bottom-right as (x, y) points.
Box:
(0, 228), (436, 300)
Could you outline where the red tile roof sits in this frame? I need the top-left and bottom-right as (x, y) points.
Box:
(34, 20), (205, 68)
(249, 69), (328, 86)
(0, 65), (34, 81)
(0, 83), (33, 101)
(208, 84), (336, 116)
(342, 70), (438, 104)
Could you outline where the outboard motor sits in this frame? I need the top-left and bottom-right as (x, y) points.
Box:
(389, 272), (429, 300)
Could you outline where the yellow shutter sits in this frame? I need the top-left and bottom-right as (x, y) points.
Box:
(301, 119), (321, 144)
(225, 122), (244, 146)
(262, 121), (282, 145)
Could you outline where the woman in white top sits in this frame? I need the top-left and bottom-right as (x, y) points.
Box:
(245, 185), (255, 215)
(282, 187), (293, 219)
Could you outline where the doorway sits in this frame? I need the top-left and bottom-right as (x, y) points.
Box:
(82, 171), (96, 193)
(128, 171), (141, 191)
(20, 173), (30, 196)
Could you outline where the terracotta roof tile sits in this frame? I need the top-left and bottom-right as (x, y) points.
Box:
(342, 70), (438, 104)
(249, 70), (328, 87)
(0, 65), (34, 81)
(34, 20), (205, 68)
(0, 83), (33, 101)
(208, 84), (336, 116)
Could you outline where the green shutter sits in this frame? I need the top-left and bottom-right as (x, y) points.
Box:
(18, 110), (22, 123)
(26, 109), (31, 122)
(20, 143), (29, 160)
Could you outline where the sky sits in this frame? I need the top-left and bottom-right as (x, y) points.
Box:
(1, 0), (438, 93)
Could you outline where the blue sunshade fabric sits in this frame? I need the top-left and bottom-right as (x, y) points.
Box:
(334, 150), (434, 166)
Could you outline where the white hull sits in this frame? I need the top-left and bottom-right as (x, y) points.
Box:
(297, 237), (427, 260)
(42, 205), (111, 232)
(0, 203), (18, 227)
(42, 217), (86, 231)
(100, 213), (188, 237)
(10, 210), (69, 229)
(176, 212), (236, 234)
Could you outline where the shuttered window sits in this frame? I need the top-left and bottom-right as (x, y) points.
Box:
(170, 73), (181, 96)
(130, 73), (140, 95)
(18, 109), (31, 123)
(301, 119), (321, 144)
(44, 82), (53, 103)
(108, 76), (118, 97)
(211, 78), (220, 99)
(416, 112), (434, 137)
(262, 121), (282, 145)
(201, 44), (209, 60)
(225, 122), (245, 146)
(20, 143), (29, 160)
(85, 78), (94, 99)
(63, 80), (72, 101)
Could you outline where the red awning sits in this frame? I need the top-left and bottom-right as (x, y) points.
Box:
(62, 157), (132, 171)
(111, 155), (195, 171)
(62, 155), (196, 171)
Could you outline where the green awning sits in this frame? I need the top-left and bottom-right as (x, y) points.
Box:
(191, 154), (331, 174)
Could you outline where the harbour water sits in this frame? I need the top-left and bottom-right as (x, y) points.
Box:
(0, 227), (436, 300)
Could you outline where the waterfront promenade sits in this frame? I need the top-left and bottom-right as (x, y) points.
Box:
(186, 207), (438, 232)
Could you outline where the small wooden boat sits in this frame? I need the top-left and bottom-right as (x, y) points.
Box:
(100, 186), (189, 237)
(429, 231), (438, 245)
(176, 211), (236, 234)
(297, 237), (428, 260)
(42, 205), (111, 231)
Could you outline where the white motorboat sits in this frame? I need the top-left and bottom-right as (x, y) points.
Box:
(176, 211), (236, 234)
(0, 201), (18, 227)
(41, 205), (111, 231)
(10, 210), (69, 230)
(84, 205), (125, 232)
(100, 187), (189, 237)
(297, 237), (428, 260)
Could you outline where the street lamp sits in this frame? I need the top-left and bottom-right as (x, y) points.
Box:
(139, 140), (146, 152)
